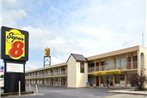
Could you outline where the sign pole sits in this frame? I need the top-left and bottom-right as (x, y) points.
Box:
(19, 81), (21, 96)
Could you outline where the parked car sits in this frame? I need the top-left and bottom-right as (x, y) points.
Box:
(0, 78), (4, 89)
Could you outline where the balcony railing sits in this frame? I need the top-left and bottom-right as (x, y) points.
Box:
(88, 61), (138, 73)
(127, 61), (137, 69)
(132, 61), (137, 69)
(88, 67), (94, 72)
(26, 71), (67, 79)
(127, 62), (131, 69)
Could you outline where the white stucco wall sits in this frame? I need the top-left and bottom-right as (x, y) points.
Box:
(67, 55), (76, 87)
(137, 46), (147, 75)
(137, 46), (147, 88)
(76, 62), (88, 87)
(67, 55), (88, 88)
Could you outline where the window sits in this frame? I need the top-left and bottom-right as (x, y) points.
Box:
(133, 56), (137, 61)
(116, 57), (127, 69)
(105, 61), (109, 70)
(88, 63), (94, 72)
(141, 53), (144, 68)
(128, 57), (131, 62)
(88, 63), (94, 67)
(96, 62), (99, 71)
(105, 59), (115, 70)
(121, 57), (127, 68)
(110, 59), (115, 69)
(100, 62), (105, 65)
(133, 55), (137, 69)
(120, 75), (125, 81)
(100, 61), (105, 70)
(115, 75), (120, 84)
(80, 62), (84, 73)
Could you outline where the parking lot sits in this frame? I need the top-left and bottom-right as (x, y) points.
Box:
(2, 86), (146, 98)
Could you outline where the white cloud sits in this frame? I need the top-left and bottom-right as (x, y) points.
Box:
(66, 24), (142, 56)
(2, 9), (27, 26)
(2, 0), (27, 27)
(2, 0), (18, 7)
(25, 63), (40, 72)
(21, 26), (69, 65)
(22, 26), (57, 49)
(21, 25), (93, 65)
(51, 56), (65, 65)
(71, 26), (114, 38)
(3, 0), (17, 5)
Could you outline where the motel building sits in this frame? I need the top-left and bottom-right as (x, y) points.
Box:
(25, 45), (147, 88)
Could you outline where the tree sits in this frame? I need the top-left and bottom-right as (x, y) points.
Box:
(130, 68), (147, 90)
(0, 75), (4, 78)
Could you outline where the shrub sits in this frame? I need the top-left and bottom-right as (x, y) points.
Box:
(130, 69), (147, 90)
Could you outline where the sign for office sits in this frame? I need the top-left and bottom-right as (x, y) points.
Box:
(6, 63), (24, 73)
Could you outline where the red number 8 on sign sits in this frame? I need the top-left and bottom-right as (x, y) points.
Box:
(9, 41), (24, 58)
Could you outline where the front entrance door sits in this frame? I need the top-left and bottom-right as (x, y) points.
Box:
(104, 75), (113, 87)
(96, 76), (99, 86)
(108, 75), (113, 86)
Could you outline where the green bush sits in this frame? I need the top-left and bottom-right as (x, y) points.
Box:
(130, 69), (147, 90)
(0, 75), (4, 78)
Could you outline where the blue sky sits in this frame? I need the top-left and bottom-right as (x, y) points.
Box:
(1, 0), (146, 71)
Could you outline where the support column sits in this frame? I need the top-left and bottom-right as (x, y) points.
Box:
(94, 60), (96, 71)
(114, 57), (117, 69)
(125, 73), (127, 88)
(113, 75), (115, 86)
(99, 76), (101, 86)
(131, 56), (133, 69)
(93, 76), (96, 87)
(35, 80), (36, 85)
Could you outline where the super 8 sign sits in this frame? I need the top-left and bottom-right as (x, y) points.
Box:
(1, 26), (29, 61)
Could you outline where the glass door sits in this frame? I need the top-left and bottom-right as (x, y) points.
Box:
(109, 75), (113, 86)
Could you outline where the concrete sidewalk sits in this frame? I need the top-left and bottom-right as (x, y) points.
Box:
(108, 89), (147, 95)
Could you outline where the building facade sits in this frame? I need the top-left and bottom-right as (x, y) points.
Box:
(26, 63), (67, 87)
(25, 45), (147, 88)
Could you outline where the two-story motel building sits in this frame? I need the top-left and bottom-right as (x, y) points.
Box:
(25, 45), (147, 88)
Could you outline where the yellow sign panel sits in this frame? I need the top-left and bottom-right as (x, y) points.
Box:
(5, 29), (25, 60)
(44, 48), (50, 56)
(93, 69), (121, 75)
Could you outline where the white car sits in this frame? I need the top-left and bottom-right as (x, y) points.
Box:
(0, 78), (4, 88)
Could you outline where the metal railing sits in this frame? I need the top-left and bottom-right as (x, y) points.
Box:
(132, 61), (137, 69)
(127, 61), (137, 69)
(88, 67), (94, 72)
(26, 71), (67, 79)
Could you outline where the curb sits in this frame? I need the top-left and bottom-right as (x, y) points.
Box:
(1, 91), (34, 97)
(108, 90), (147, 95)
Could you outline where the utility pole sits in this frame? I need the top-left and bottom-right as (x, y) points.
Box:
(142, 32), (144, 47)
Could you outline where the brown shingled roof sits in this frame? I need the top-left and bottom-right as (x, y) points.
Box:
(71, 53), (87, 62)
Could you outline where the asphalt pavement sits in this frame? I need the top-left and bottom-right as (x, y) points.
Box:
(2, 86), (147, 98)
